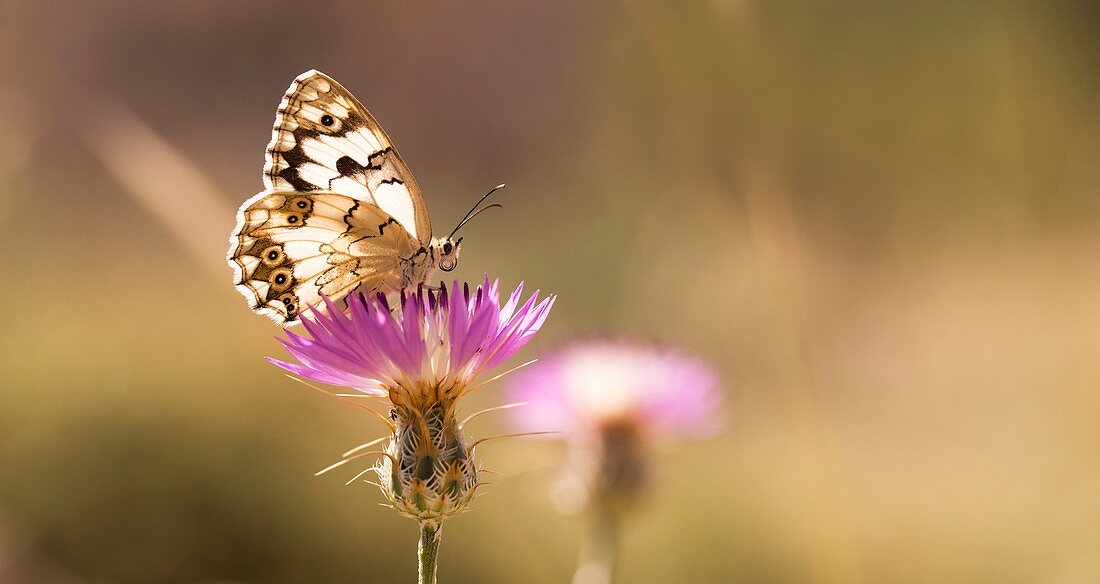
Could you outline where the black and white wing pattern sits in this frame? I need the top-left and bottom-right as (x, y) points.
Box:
(229, 191), (419, 324)
(229, 70), (443, 324)
(264, 69), (432, 245)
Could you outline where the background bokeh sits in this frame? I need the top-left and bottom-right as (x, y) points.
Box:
(2, 1), (1100, 582)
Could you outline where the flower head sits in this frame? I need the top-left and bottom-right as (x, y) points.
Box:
(507, 341), (722, 515)
(272, 276), (553, 398)
(508, 341), (722, 438)
(270, 276), (555, 527)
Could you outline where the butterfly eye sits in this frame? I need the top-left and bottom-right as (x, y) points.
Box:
(320, 114), (335, 127)
(442, 242), (453, 255)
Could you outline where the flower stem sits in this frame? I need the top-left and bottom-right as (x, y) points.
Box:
(418, 523), (442, 584)
(572, 514), (620, 584)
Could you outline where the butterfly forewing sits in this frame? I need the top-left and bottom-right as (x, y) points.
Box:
(264, 70), (432, 244)
(229, 190), (418, 324)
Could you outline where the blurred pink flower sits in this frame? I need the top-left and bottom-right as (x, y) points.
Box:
(507, 341), (723, 440)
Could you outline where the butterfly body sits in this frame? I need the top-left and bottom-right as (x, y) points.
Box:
(229, 70), (462, 324)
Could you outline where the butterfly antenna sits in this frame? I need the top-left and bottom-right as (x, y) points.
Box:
(451, 204), (502, 236)
(448, 183), (506, 239)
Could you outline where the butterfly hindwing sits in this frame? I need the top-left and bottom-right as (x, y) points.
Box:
(228, 190), (418, 324)
(264, 70), (432, 245)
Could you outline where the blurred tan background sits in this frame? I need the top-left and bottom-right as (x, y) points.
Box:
(2, 1), (1100, 582)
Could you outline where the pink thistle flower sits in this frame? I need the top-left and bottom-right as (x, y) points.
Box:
(269, 276), (555, 528)
(507, 341), (723, 513)
(507, 341), (722, 584)
(508, 341), (723, 440)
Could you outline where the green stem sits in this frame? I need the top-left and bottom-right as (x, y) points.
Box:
(572, 514), (620, 584)
(418, 523), (442, 584)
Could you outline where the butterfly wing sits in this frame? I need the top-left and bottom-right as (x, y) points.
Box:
(228, 190), (418, 324)
(264, 70), (432, 245)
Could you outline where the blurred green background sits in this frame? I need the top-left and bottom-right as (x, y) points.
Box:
(2, 1), (1100, 582)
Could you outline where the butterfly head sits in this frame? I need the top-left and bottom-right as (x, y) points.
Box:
(434, 236), (463, 272)
(435, 183), (506, 274)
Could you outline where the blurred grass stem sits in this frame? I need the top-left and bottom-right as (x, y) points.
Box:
(572, 514), (619, 584)
(82, 100), (234, 275)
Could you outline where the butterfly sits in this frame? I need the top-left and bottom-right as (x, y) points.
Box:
(228, 70), (501, 324)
